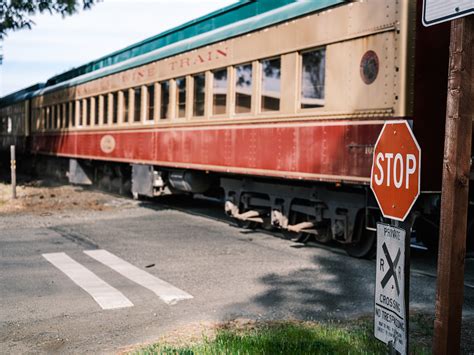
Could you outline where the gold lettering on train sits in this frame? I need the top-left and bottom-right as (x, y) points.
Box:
(169, 48), (228, 71)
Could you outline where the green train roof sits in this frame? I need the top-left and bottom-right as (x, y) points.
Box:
(1, 0), (344, 106)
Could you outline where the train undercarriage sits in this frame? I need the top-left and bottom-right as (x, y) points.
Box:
(18, 154), (467, 259)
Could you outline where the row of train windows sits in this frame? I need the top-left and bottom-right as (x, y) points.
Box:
(38, 47), (325, 130)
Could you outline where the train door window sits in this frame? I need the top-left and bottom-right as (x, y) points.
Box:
(112, 92), (118, 124)
(212, 68), (227, 115)
(261, 57), (281, 112)
(123, 90), (129, 124)
(300, 47), (326, 108)
(133, 87), (141, 122)
(193, 73), (205, 117)
(147, 84), (155, 121)
(160, 81), (170, 119)
(175, 77), (186, 118)
(235, 63), (252, 114)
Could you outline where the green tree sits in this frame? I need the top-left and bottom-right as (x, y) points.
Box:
(0, 0), (99, 39)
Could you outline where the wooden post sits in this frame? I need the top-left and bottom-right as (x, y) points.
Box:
(10, 145), (16, 199)
(433, 15), (474, 355)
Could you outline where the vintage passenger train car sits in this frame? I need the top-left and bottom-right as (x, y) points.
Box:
(0, 0), (465, 257)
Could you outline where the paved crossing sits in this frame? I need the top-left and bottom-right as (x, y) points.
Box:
(43, 249), (192, 310)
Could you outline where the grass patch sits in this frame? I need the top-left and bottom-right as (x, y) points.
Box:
(134, 316), (432, 355)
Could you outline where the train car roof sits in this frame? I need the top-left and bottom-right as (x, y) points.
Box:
(0, 0), (344, 106)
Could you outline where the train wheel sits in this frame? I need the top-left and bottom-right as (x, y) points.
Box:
(345, 211), (376, 259)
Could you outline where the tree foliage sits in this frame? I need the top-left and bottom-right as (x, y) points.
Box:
(0, 0), (99, 39)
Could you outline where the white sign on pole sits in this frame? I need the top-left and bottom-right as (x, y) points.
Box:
(423, 0), (474, 27)
(374, 223), (407, 355)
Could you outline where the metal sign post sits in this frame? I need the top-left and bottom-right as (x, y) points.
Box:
(374, 221), (410, 355)
(370, 121), (421, 354)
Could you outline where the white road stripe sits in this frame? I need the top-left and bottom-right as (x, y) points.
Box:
(84, 249), (193, 305)
(42, 252), (134, 310)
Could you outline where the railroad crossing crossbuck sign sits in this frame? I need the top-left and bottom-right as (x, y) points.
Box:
(375, 223), (407, 355)
(370, 121), (421, 221)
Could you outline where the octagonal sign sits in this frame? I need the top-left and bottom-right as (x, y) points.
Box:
(370, 121), (421, 221)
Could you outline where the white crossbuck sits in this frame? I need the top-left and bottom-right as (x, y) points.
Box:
(42, 250), (193, 310)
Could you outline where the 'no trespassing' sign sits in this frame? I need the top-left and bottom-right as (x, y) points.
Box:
(374, 223), (407, 355)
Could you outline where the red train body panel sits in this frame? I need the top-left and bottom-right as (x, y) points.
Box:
(31, 120), (384, 183)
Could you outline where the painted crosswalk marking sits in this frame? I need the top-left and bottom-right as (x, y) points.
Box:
(84, 249), (193, 305)
(42, 252), (134, 310)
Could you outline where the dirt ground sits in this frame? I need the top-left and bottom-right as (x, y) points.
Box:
(0, 179), (131, 215)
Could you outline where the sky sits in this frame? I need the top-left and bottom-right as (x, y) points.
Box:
(0, 0), (236, 96)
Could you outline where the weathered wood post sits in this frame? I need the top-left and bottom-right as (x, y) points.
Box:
(10, 145), (16, 199)
(433, 15), (474, 355)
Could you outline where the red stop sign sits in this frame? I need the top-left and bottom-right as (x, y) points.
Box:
(370, 121), (421, 221)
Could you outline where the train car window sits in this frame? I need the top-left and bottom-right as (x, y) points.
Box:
(134, 87), (141, 122)
(103, 95), (109, 125)
(112, 92), (118, 124)
(65, 103), (70, 128)
(213, 68), (227, 115)
(71, 102), (76, 127)
(301, 48), (326, 108)
(160, 81), (170, 119)
(82, 99), (88, 126)
(42, 108), (46, 129)
(60, 104), (65, 128)
(235, 63), (252, 114)
(76, 100), (82, 127)
(193, 73), (205, 117)
(123, 90), (129, 123)
(53, 105), (57, 129)
(45, 107), (50, 129)
(176, 77), (186, 118)
(92, 97), (98, 125)
(261, 58), (281, 112)
(88, 98), (93, 126)
(147, 84), (155, 121)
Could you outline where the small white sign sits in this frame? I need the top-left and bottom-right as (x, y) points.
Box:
(423, 0), (474, 27)
(374, 223), (407, 355)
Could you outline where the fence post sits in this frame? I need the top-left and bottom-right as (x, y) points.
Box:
(10, 145), (16, 199)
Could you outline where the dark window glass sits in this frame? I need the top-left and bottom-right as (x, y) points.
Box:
(71, 102), (76, 127)
(301, 48), (326, 108)
(60, 104), (65, 128)
(213, 69), (227, 115)
(94, 97), (99, 125)
(160, 81), (170, 119)
(65, 103), (70, 128)
(52, 105), (57, 128)
(77, 101), (82, 126)
(103, 95), (109, 125)
(193, 73), (205, 117)
(235, 63), (252, 114)
(261, 58), (281, 111)
(123, 90), (129, 123)
(113, 92), (118, 124)
(134, 87), (141, 122)
(87, 98), (92, 126)
(147, 84), (155, 121)
(176, 77), (186, 118)
(47, 107), (51, 129)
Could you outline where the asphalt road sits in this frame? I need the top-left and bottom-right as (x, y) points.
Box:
(1, 195), (474, 353)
